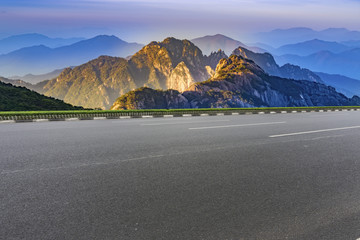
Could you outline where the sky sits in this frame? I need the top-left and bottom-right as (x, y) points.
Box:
(0, 0), (359, 43)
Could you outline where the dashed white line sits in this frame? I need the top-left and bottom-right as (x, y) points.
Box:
(0, 120), (16, 123)
(93, 117), (107, 120)
(269, 125), (360, 138)
(141, 119), (230, 126)
(189, 121), (286, 130)
(65, 118), (79, 121)
(33, 119), (49, 122)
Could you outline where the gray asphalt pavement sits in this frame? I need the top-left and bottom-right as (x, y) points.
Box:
(1, 111), (360, 240)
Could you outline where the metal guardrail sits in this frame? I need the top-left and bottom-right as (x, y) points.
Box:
(0, 107), (359, 122)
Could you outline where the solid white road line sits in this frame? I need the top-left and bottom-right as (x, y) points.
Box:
(93, 117), (107, 120)
(33, 119), (49, 122)
(0, 120), (16, 123)
(65, 118), (79, 121)
(141, 119), (230, 126)
(269, 125), (360, 138)
(189, 121), (286, 130)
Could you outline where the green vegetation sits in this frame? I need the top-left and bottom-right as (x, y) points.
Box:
(0, 81), (83, 111)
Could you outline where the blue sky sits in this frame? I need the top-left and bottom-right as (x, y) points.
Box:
(0, 0), (359, 43)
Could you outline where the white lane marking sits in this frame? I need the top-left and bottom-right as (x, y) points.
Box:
(141, 119), (230, 126)
(0, 120), (16, 123)
(269, 125), (360, 138)
(189, 121), (286, 130)
(33, 119), (49, 122)
(93, 117), (107, 120)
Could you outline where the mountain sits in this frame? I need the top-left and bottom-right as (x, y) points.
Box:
(9, 68), (65, 84)
(232, 47), (323, 83)
(315, 72), (360, 98)
(111, 55), (359, 110)
(41, 38), (219, 109)
(276, 48), (360, 79)
(0, 33), (84, 54)
(255, 28), (360, 47)
(0, 35), (144, 77)
(191, 34), (265, 56)
(0, 80), (83, 111)
(342, 40), (360, 48)
(0, 77), (48, 94)
(274, 39), (351, 56)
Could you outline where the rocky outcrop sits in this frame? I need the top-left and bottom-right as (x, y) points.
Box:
(42, 38), (213, 109)
(205, 49), (228, 70)
(111, 55), (360, 110)
(111, 87), (189, 110)
(232, 47), (323, 83)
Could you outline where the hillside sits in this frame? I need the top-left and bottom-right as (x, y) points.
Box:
(0, 80), (83, 111)
(42, 37), (219, 109)
(111, 55), (359, 109)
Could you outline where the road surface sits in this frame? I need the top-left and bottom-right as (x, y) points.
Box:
(1, 111), (360, 240)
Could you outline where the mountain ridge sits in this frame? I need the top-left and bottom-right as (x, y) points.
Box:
(111, 55), (359, 110)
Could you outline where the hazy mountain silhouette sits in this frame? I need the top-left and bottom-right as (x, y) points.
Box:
(256, 28), (360, 47)
(276, 48), (360, 79)
(0, 33), (84, 54)
(191, 34), (265, 55)
(274, 39), (351, 56)
(0, 35), (143, 76)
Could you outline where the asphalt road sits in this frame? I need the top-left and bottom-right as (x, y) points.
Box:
(1, 111), (360, 240)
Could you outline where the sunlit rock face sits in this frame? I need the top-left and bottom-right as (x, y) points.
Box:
(111, 54), (360, 110)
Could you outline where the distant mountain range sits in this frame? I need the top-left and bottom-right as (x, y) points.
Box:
(2, 34), (359, 110)
(0, 78), (82, 111)
(111, 55), (359, 110)
(276, 48), (360, 80)
(272, 39), (351, 56)
(191, 34), (265, 55)
(0, 33), (85, 54)
(9, 68), (65, 84)
(255, 28), (360, 47)
(0, 35), (143, 77)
